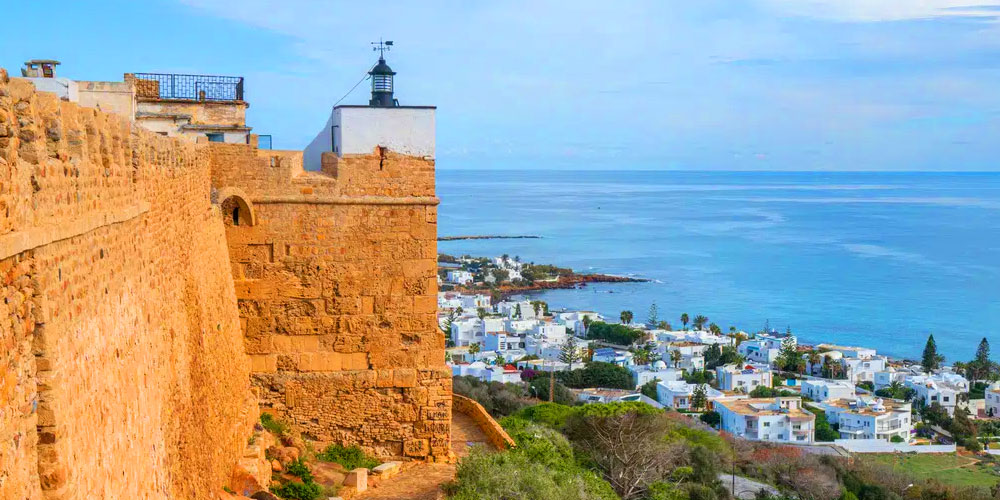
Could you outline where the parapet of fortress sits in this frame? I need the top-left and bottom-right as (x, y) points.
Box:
(1, 55), (448, 499)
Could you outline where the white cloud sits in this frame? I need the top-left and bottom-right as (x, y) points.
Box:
(760, 0), (1000, 22)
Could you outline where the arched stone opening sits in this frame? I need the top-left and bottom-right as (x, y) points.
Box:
(216, 187), (256, 227)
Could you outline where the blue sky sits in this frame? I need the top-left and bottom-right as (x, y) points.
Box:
(5, 0), (1000, 170)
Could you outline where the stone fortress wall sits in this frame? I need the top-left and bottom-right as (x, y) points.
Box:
(0, 69), (256, 499)
(0, 64), (451, 499)
(208, 143), (451, 461)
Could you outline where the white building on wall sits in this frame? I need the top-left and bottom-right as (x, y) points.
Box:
(809, 397), (912, 443)
(714, 397), (815, 444)
(800, 379), (856, 403)
(716, 364), (773, 393)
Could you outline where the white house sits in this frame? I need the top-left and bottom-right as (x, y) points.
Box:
(814, 344), (877, 360)
(659, 342), (707, 371)
(592, 348), (635, 367)
(655, 381), (724, 410)
(738, 334), (795, 365)
(630, 361), (684, 389)
(445, 270), (474, 285)
(576, 388), (663, 408)
(450, 317), (482, 347)
(484, 332), (525, 353)
(451, 361), (522, 384)
(905, 372), (969, 416)
(809, 397), (911, 443)
(497, 300), (538, 319)
(716, 363), (773, 393)
(714, 397), (815, 444)
(985, 383), (1000, 418)
(459, 294), (491, 310)
(841, 356), (888, 384)
(800, 379), (856, 402)
(874, 366), (914, 390)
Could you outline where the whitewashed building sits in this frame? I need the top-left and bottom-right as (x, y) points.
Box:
(630, 361), (684, 389)
(445, 270), (474, 285)
(738, 334), (795, 365)
(716, 363), (773, 393)
(985, 383), (1000, 418)
(809, 397), (911, 443)
(800, 379), (856, 402)
(714, 397), (815, 444)
(655, 381), (724, 410)
(592, 348), (635, 367)
(905, 373), (969, 416)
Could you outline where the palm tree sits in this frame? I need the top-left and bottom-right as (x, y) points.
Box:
(680, 313), (690, 330)
(620, 310), (634, 324)
(494, 353), (505, 366)
(468, 343), (480, 356)
(670, 350), (682, 369)
(709, 323), (722, 335)
(693, 315), (708, 331)
(582, 315), (592, 337)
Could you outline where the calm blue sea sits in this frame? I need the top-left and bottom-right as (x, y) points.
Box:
(436, 170), (1000, 362)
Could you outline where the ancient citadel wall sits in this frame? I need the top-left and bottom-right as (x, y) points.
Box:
(209, 144), (451, 461)
(0, 70), (256, 499)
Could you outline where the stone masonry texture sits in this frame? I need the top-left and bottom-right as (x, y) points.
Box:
(208, 143), (451, 461)
(0, 65), (450, 499)
(0, 69), (257, 499)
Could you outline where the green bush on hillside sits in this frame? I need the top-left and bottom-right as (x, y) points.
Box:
(558, 362), (633, 389)
(316, 444), (379, 470)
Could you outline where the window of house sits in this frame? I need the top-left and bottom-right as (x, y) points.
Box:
(943, 396), (949, 402)
(207, 133), (225, 142)
(763, 422), (770, 427)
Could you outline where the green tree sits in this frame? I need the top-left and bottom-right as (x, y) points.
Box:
(582, 315), (593, 336)
(708, 323), (722, 335)
(776, 336), (800, 372)
(971, 337), (992, 381)
(641, 378), (660, 400)
(494, 353), (506, 366)
(559, 337), (582, 369)
(477, 307), (487, 319)
(468, 343), (481, 356)
(690, 384), (708, 411)
(646, 302), (660, 329)
(620, 310), (634, 325)
(680, 313), (689, 330)
(692, 315), (708, 331)
(657, 320), (673, 331)
(922, 334), (943, 373)
(514, 303), (522, 319)
(532, 301), (542, 317)
(670, 349), (682, 369)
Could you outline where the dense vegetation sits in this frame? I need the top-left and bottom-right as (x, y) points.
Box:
(448, 402), (730, 500)
(587, 321), (645, 345)
(558, 361), (634, 389)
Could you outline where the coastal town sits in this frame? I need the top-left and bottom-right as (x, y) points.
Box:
(442, 255), (1000, 457)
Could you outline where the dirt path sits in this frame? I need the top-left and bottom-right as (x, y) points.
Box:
(356, 412), (496, 500)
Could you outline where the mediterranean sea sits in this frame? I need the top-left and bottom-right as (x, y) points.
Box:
(436, 170), (1000, 363)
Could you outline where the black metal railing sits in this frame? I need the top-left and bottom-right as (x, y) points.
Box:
(133, 73), (244, 101)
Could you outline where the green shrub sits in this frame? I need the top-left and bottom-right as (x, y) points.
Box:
(509, 402), (577, 429)
(271, 481), (322, 500)
(890, 435), (904, 443)
(285, 459), (313, 483)
(699, 411), (721, 428)
(260, 413), (289, 435)
(558, 362), (634, 389)
(445, 448), (617, 500)
(586, 321), (643, 345)
(316, 444), (379, 470)
(499, 417), (577, 470)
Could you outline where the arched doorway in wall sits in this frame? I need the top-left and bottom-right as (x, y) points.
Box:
(216, 187), (256, 227)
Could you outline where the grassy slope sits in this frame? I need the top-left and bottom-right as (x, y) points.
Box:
(867, 454), (1000, 488)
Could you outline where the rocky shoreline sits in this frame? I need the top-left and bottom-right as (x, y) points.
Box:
(457, 272), (647, 298)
